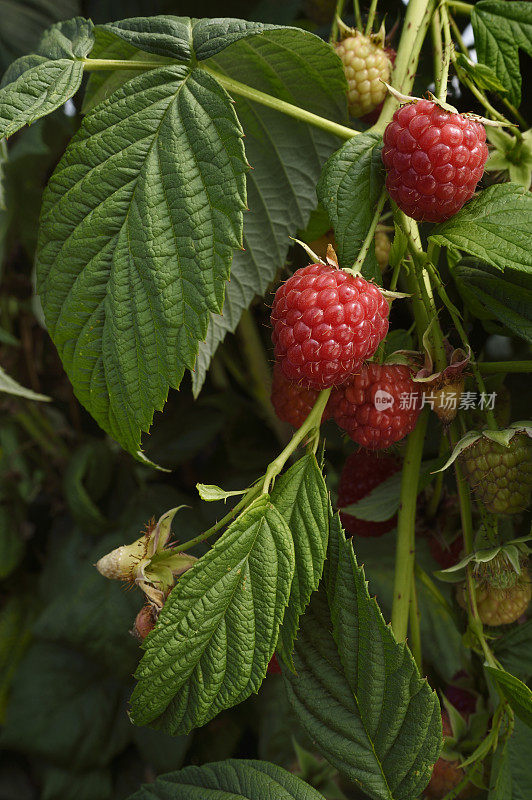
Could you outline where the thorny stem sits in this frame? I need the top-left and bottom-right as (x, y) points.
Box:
(391, 408), (429, 641)
(352, 189), (387, 272)
(237, 309), (288, 445)
(262, 388), (332, 493)
(450, 421), (498, 669)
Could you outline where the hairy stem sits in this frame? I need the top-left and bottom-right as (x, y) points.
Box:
(479, 361), (532, 374)
(173, 485), (261, 553)
(353, 0), (363, 31)
(391, 408), (429, 641)
(330, 0), (347, 43)
(365, 0), (379, 36)
(438, 1), (452, 102)
(262, 389), (332, 493)
(203, 66), (356, 140)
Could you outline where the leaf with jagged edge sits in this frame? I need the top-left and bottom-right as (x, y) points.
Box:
(36, 63), (247, 464)
(129, 495), (295, 734)
(317, 132), (384, 282)
(270, 453), (329, 668)
(126, 759), (326, 800)
(430, 184), (532, 274)
(283, 516), (441, 800)
(472, 0), (532, 106)
(0, 18), (94, 139)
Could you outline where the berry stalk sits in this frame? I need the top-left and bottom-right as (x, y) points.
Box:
(391, 407), (429, 642)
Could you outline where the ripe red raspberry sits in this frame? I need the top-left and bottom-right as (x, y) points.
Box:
(271, 264), (389, 390)
(337, 451), (401, 537)
(335, 33), (393, 118)
(270, 363), (331, 428)
(382, 99), (488, 222)
(330, 363), (422, 448)
(459, 432), (532, 515)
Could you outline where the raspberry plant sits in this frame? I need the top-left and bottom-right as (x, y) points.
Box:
(0, 1), (531, 799)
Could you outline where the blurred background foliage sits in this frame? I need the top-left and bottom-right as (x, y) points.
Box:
(0, 1), (531, 799)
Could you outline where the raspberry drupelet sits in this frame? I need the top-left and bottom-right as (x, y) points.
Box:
(382, 99), (488, 223)
(271, 263), (389, 391)
(330, 363), (422, 449)
(270, 362), (332, 428)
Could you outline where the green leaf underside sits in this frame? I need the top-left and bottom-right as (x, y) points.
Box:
(0, 363), (50, 401)
(283, 518), (441, 800)
(472, 1), (532, 106)
(129, 495), (295, 734)
(270, 454), (329, 665)
(485, 667), (532, 728)
(127, 759), (325, 799)
(192, 32), (347, 393)
(453, 260), (532, 344)
(430, 184), (532, 274)
(317, 132), (384, 282)
(36, 63), (247, 459)
(0, 18), (94, 139)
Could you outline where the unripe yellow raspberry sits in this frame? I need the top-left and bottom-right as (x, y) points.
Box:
(374, 229), (391, 272)
(457, 571), (531, 626)
(335, 33), (392, 118)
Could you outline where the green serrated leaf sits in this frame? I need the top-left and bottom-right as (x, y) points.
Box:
(130, 495), (295, 734)
(283, 517), (441, 800)
(430, 184), (532, 274)
(126, 759), (325, 800)
(388, 222), (408, 270)
(317, 132), (384, 282)
(455, 52), (508, 94)
(270, 453), (329, 667)
(0, 363), (50, 401)
(472, 1), (532, 106)
(507, 718), (532, 800)
(36, 64), (247, 460)
(452, 260), (532, 343)
(0, 18), (94, 139)
(485, 667), (532, 728)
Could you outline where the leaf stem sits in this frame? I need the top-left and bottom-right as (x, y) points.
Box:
(173, 485), (261, 553)
(431, 9), (444, 99)
(479, 361), (532, 374)
(352, 188), (387, 272)
(202, 66), (356, 140)
(330, 0), (347, 43)
(450, 421), (498, 668)
(391, 408), (429, 641)
(82, 57), (172, 70)
(445, 0), (473, 15)
(262, 389), (331, 493)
